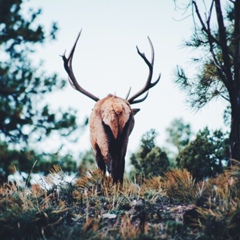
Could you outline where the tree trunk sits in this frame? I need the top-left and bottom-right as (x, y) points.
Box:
(230, 0), (240, 163)
(230, 101), (240, 163)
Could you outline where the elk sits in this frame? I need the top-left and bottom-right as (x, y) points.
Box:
(62, 31), (160, 184)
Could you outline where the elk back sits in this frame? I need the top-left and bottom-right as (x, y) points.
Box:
(89, 94), (137, 182)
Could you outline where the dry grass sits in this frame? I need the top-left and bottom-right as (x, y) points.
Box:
(163, 169), (197, 202)
(0, 165), (240, 239)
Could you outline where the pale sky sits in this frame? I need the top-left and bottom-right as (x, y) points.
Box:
(25, 0), (228, 158)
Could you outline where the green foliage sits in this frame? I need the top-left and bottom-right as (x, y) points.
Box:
(0, 141), (36, 183)
(0, 141), (77, 183)
(36, 153), (77, 175)
(174, 2), (232, 109)
(174, 1), (240, 161)
(176, 127), (229, 181)
(0, 0), (81, 180)
(0, 0), (78, 144)
(166, 118), (193, 153)
(130, 129), (170, 182)
(223, 105), (231, 126)
(78, 149), (96, 176)
(165, 118), (193, 165)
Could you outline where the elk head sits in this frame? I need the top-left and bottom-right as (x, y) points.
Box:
(62, 31), (160, 184)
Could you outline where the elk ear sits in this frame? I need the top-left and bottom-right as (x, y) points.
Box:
(132, 108), (140, 115)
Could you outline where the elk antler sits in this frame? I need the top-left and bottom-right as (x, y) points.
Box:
(127, 37), (161, 104)
(61, 30), (99, 102)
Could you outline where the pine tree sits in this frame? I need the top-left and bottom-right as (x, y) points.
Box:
(174, 0), (240, 163)
(176, 127), (229, 181)
(130, 129), (170, 183)
(0, 0), (79, 182)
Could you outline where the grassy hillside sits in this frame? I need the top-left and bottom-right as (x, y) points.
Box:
(0, 164), (240, 239)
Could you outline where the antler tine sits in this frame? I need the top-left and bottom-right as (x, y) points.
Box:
(128, 37), (161, 104)
(125, 87), (132, 99)
(61, 30), (99, 102)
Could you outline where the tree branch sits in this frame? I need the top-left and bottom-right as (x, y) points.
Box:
(206, 1), (223, 71)
(192, 0), (232, 91)
(233, 0), (240, 91)
(192, 0), (220, 46)
(215, 0), (233, 89)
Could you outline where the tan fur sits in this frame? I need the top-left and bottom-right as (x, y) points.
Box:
(90, 95), (132, 164)
(62, 33), (160, 184)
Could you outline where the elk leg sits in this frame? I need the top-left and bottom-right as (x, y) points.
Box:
(112, 158), (125, 184)
(95, 145), (106, 174)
